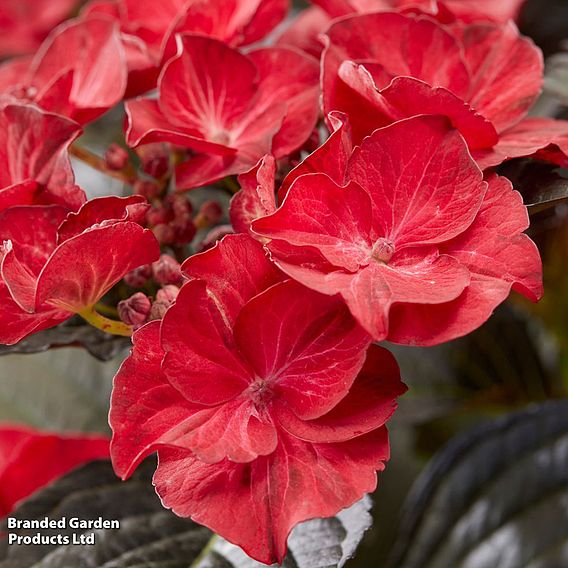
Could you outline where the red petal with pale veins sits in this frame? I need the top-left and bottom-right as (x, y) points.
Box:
(275, 344), (406, 442)
(181, 234), (283, 327)
(347, 116), (487, 247)
(234, 279), (371, 419)
(154, 428), (389, 565)
(30, 17), (127, 124)
(35, 222), (160, 312)
(160, 279), (253, 406)
(230, 155), (277, 234)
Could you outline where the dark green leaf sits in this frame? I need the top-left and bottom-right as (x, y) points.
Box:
(388, 400), (568, 568)
(499, 160), (568, 214)
(1, 461), (372, 568)
(0, 318), (130, 362)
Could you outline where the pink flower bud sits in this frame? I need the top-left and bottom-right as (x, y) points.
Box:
(152, 254), (182, 285)
(137, 144), (170, 179)
(146, 204), (172, 226)
(195, 200), (223, 228)
(118, 293), (151, 328)
(171, 217), (196, 245)
(150, 285), (180, 320)
(104, 143), (129, 171)
(134, 179), (161, 200)
(123, 264), (152, 288)
(167, 194), (193, 219)
(153, 224), (175, 245)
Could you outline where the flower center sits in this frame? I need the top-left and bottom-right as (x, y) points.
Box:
(209, 127), (232, 146)
(248, 379), (274, 408)
(371, 238), (395, 264)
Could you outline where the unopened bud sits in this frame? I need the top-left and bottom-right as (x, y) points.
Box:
(104, 143), (129, 171)
(150, 285), (180, 320)
(153, 224), (175, 245)
(171, 216), (196, 245)
(195, 200), (223, 229)
(118, 292), (151, 328)
(124, 264), (152, 288)
(146, 204), (172, 226)
(137, 143), (170, 179)
(152, 254), (182, 285)
(167, 194), (193, 219)
(134, 179), (161, 200)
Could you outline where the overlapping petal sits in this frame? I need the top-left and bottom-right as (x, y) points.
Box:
(254, 116), (541, 343)
(110, 234), (403, 564)
(126, 35), (319, 189)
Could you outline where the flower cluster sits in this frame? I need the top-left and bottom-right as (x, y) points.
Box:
(0, 0), (549, 564)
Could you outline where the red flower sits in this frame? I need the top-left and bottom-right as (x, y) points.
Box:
(312, 0), (525, 22)
(0, 423), (109, 517)
(0, 196), (160, 345)
(0, 0), (78, 57)
(0, 17), (127, 125)
(110, 234), (405, 564)
(0, 102), (85, 214)
(321, 12), (568, 170)
(252, 116), (543, 345)
(82, 0), (289, 96)
(126, 34), (320, 189)
(229, 155), (277, 235)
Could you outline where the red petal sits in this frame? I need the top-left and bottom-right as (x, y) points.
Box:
(155, 428), (389, 565)
(0, 281), (68, 345)
(347, 116), (487, 248)
(230, 155), (277, 234)
(0, 181), (38, 213)
(0, 103), (84, 210)
(473, 118), (568, 169)
(57, 195), (148, 242)
(159, 35), (258, 141)
(445, 0), (527, 23)
(234, 280), (371, 419)
(276, 5), (331, 58)
(254, 174), (373, 272)
(279, 111), (352, 200)
(125, 98), (236, 154)
(35, 222), (160, 312)
(387, 175), (542, 345)
(323, 12), (471, 116)
(30, 16), (127, 124)
(247, 47), (320, 158)
(0, 205), (68, 275)
(275, 344), (406, 442)
(456, 22), (543, 132)
(160, 279), (253, 405)
(0, 424), (109, 517)
(333, 64), (497, 148)
(110, 321), (206, 479)
(181, 234), (283, 327)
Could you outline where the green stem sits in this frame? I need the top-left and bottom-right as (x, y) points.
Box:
(189, 534), (219, 568)
(78, 306), (132, 337)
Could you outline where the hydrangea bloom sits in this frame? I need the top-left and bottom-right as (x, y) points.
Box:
(0, 424), (109, 517)
(252, 116), (543, 344)
(126, 34), (320, 189)
(110, 234), (406, 563)
(0, 102), (85, 213)
(322, 11), (568, 170)
(0, 196), (160, 345)
(82, 0), (288, 95)
(0, 17), (127, 124)
(313, 0), (526, 23)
